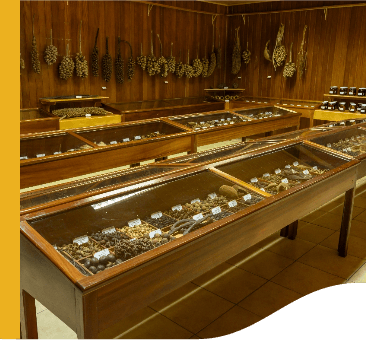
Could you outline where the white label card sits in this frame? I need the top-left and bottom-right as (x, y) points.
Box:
(200, 121), (205, 125)
(134, 136), (141, 140)
(230, 121), (235, 124)
(263, 173), (270, 177)
(212, 206), (221, 215)
(281, 178), (289, 184)
(68, 149), (75, 152)
(327, 143), (332, 147)
(228, 200), (237, 208)
(275, 169), (281, 174)
(53, 151), (62, 155)
(243, 194), (252, 201)
(149, 229), (162, 238)
(123, 138), (130, 142)
(128, 218), (141, 227)
(358, 93), (363, 96)
(20, 156), (28, 160)
(293, 161), (299, 166)
(110, 141), (117, 145)
(313, 166), (318, 170)
(303, 170), (310, 175)
(86, 114), (91, 117)
(94, 249), (110, 259)
(193, 213), (203, 221)
(151, 211), (162, 219)
(329, 125), (334, 127)
(227, 118), (232, 121)
(221, 118), (225, 121)
(73, 235), (89, 245)
(341, 122), (345, 125)
(224, 123), (228, 125)
(285, 165), (291, 169)
(130, 238), (136, 242)
(250, 177), (258, 183)
(172, 204), (182, 211)
(102, 227), (116, 234)
(76, 95), (83, 98)
(36, 154), (46, 158)
(191, 198), (200, 204)
(208, 193), (217, 199)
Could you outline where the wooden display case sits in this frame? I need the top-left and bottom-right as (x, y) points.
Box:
(20, 108), (59, 135)
(20, 139), (360, 338)
(103, 97), (224, 122)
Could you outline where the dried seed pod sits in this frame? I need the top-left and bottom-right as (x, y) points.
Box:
(297, 25), (308, 78)
(44, 29), (58, 66)
(52, 107), (109, 119)
(147, 31), (160, 76)
(201, 58), (209, 78)
(167, 42), (176, 73)
(75, 22), (88, 78)
(242, 42), (251, 64)
(264, 40), (272, 62)
(31, 16), (41, 74)
(272, 23), (287, 70)
(231, 27), (241, 75)
(185, 50), (194, 79)
(59, 44), (74, 80)
(115, 37), (124, 84)
(192, 48), (203, 78)
(91, 28), (99, 77)
(20, 53), (25, 70)
(124, 40), (135, 81)
(102, 37), (112, 82)
(206, 51), (216, 77)
(283, 42), (296, 78)
(137, 43), (147, 71)
(216, 32), (221, 69)
(175, 50), (185, 78)
(156, 34), (169, 78)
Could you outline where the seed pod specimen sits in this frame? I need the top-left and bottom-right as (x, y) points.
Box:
(175, 50), (185, 78)
(20, 53), (25, 72)
(147, 30), (160, 76)
(272, 23), (287, 70)
(156, 34), (168, 78)
(283, 42), (296, 78)
(59, 44), (74, 80)
(52, 107), (108, 119)
(137, 43), (147, 71)
(185, 50), (194, 79)
(91, 28), (99, 77)
(167, 42), (176, 73)
(264, 40), (272, 61)
(297, 25), (308, 78)
(124, 40), (135, 81)
(231, 27), (241, 75)
(31, 16), (41, 74)
(115, 37), (124, 84)
(205, 23), (217, 77)
(216, 32), (222, 69)
(44, 29), (58, 66)
(201, 45), (209, 78)
(75, 22), (88, 78)
(102, 37), (112, 82)
(242, 42), (251, 64)
(192, 45), (203, 77)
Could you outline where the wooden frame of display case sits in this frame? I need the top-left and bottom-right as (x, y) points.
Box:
(20, 139), (360, 339)
(20, 108), (60, 135)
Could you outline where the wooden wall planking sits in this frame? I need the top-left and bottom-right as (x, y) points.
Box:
(227, 1), (366, 101)
(20, 1), (366, 108)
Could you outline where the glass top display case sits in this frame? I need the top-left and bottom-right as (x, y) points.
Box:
(168, 111), (250, 131)
(28, 169), (264, 276)
(274, 98), (321, 109)
(234, 106), (295, 120)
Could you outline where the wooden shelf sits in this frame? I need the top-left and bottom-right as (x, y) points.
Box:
(323, 94), (366, 100)
(204, 89), (245, 91)
(39, 96), (109, 104)
(314, 109), (366, 121)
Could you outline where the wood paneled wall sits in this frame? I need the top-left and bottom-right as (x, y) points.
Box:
(20, 1), (366, 108)
(20, 1), (227, 108)
(226, 1), (366, 101)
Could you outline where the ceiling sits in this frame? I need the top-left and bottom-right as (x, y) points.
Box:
(197, 0), (275, 6)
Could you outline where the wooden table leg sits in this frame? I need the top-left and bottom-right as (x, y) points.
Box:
(280, 225), (289, 237)
(20, 290), (38, 339)
(338, 187), (355, 257)
(287, 220), (298, 240)
(188, 135), (197, 154)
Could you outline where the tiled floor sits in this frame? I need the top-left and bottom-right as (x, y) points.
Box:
(26, 139), (366, 338)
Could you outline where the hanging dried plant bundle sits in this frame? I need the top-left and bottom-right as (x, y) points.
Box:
(157, 34), (168, 78)
(167, 42), (176, 73)
(137, 43), (147, 71)
(231, 27), (241, 75)
(44, 29), (58, 66)
(264, 40), (272, 61)
(192, 44), (203, 77)
(201, 45), (209, 78)
(20, 53), (25, 70)
(102, 37), (112, 82)
(242, 42), (251, 64)
(59, 43), (74, 80)
(91, 28), (99, 77)
(205, 23), (217, 77)
(297, 25), (308, 78)
(185, 50), (194, 79)
(272, 23), (287, 70)
(216, 32), (221, 69)
(283, 42), (296, 78)
(115, 37), (124, 84)
(75, 21), (88, 78)
(31, 16), (41, 74)
(175, 50), (185, 78)
(147, 31), (160, 76)
(125, 40), (135, 81)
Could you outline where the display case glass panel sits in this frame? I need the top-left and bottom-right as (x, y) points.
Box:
(216, 143), (351, 195)
(169, 111), (250, 130)
(309, 128), (366, 157)
(20, 132), (91, 160)
(28, 170), (264, 275)
(274, 99), (321, 109)
(74, 120), (186, 146)
(234, 106), (294, 120)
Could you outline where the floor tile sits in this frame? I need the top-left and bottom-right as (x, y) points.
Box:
(37, 309), (77, 339)
(353, 193), (366, 208)
(311, 212), (344, 230)
(271, 262), (344, 296)
(346, 264), (366, 283)
(320, 232), (366, 259)
(298, 245), (365, 280)
(296, 221), (335, 244)
(350, 219), (366, 239)
(197, 306), (262, 339)
(301, 210), (326, 223)
(192, 262), (267, 304)
(227, 249), (293, 280)
(149, 282), (234, 334)
(238, 281), (302, 318)
(255, 232), (282, 248)
(97, 307), (193, 339)
(329, 205), (365, 219)
(355, 184), (366, 196)
(35, 300), (47, 314)
(353, 211), (366, 223)
(266, 237), (316, 260)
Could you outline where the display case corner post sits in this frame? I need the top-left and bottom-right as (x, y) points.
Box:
(280, 225), (289, 237)
(338, 186), (356, 257)
(20, 289), (38, 339)
(287, 220), (298, 240)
